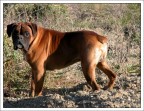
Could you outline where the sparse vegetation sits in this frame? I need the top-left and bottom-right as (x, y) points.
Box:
(3, 3), (141, 108)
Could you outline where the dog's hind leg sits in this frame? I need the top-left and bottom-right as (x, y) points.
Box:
(81, 62), (100, 90)
(97, 61), (116, 90)
(81, 47), (101, 91)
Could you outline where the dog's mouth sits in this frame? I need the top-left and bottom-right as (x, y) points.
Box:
(17, 42), (24, 49)
(14, 41), (24, 50)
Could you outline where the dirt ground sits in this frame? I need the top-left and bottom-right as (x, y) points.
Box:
(3, 63), (141, 108)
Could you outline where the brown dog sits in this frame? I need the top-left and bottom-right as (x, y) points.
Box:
(7, 22), (116, 97)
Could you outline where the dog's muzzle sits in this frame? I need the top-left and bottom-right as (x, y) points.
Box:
(14, 41), (23, 50)
(17, 41), (23, 49)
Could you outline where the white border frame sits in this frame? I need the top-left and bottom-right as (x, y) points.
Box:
(0, 0), (143, 111)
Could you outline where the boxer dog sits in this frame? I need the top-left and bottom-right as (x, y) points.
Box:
(7, 22), (116, 97)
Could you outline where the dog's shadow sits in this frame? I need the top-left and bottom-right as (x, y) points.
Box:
(3, 83), (108, 108)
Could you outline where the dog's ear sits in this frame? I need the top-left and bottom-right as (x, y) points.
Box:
(28, 23), (37, 37)
(7, 23), (17, 37)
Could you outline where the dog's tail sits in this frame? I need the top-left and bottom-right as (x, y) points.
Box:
(96, 34), (108, 44)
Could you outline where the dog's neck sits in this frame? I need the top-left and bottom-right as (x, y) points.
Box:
(23, 27), (65, 64)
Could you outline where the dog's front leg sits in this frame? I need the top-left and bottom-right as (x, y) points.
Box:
(31, 69), (35, 97)
(31, 68), (45, 97)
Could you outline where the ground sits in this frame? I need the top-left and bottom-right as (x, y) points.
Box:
(3, 63), (141, 108)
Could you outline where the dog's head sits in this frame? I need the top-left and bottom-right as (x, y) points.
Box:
(7, 22), (37, 51)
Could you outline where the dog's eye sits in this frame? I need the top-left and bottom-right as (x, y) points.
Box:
(24, 31), (30, 37)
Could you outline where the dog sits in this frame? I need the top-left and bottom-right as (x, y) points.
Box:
(7, 22), (116, 97)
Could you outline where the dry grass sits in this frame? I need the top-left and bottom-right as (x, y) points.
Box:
(3, 3), (140, 94)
